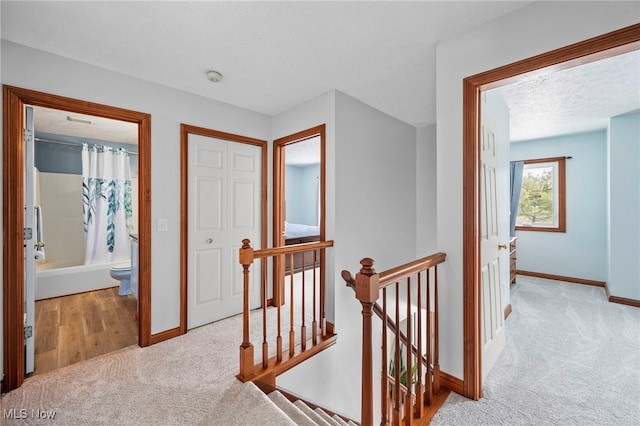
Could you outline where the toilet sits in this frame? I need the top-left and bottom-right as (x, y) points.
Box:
(110, 263), (132, 296)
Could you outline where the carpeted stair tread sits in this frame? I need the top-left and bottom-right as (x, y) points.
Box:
(201, 382), (297, 426)
(314, 407), (342, 425)
(294, 400), (334, 426)
(268, 391), (317, 426)
(331, 414), (350, 426)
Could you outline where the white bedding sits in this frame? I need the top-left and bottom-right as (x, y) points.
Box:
(284, 221), (320, 239)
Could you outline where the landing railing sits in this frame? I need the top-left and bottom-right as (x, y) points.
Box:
(342, 252), (446, 426)
(238, 238), (335, 384)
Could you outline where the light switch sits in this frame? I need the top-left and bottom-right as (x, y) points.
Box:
(157, 218), (168, 232)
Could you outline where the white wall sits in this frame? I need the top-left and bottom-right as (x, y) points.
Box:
(278, 91), (417, 422)
(436, 1), (638, 379)
(483, 91), (511, 309)
(608, 111), (640, 299)
(1, 40), (272, 336)
(511, 131), (608, 282)
(416, 124), (437, 255)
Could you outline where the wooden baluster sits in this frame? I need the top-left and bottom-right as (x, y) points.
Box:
(238, 239), (255, 381)
(355, 258), (379, 426)
(405, 277), (413, 426)
(312, 249), (318, 345)
(262, 257), (268, 369)
(425, 268), (432, 404)
(277, 254), (283, 362)
(320, 248), (326, 336)
(289, 253), (295, 357)
(381, 287), (389, 426)
(393, 281), (401, 426)
(433, 265), (441, 394)
(415, 272), (424, 417)
(301, 251), (307, 351)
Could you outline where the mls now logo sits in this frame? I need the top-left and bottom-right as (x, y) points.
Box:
(4, 408), (57, 419)
(4, 409), (28, 419)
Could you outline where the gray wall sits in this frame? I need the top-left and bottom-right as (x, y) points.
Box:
(35, 132), (139, 176)
(277, 90), (418, 423)
(1, 40), (272, 341)
(416, 124), (437, 255)
(608, 111), (640, 299)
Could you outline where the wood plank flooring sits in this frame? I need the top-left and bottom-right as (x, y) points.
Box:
(34, 286), (138, 376)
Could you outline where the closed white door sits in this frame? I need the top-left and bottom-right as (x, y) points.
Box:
(24, 105), (36, 375)
(187, 134), (261, 329)
(480, 115), (505, 380)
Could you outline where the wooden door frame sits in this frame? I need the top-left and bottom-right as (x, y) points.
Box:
(179, 124), (267, 333)
(2, 85), (152, 393)
(272, 124), (326, 306)
(462, 24), (640, 400)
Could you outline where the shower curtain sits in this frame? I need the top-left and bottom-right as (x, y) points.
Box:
(82, 144), (133, 264)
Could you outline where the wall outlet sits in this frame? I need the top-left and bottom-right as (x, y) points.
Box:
(157, 218), (168, 232)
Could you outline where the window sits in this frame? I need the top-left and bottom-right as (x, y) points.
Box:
(516, 156), (566, 232)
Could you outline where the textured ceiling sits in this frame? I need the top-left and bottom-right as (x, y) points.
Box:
(34, 107), (138, 144)
(3, 1), (637, 143)
(493, 50), (640, 141)
(285, 136), (320, 166)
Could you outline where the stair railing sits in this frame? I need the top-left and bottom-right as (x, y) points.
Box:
(238, 238), (335, 383)
(342, 252), (446, 426)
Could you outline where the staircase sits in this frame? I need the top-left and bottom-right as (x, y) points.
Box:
(267, 389), (358, 426)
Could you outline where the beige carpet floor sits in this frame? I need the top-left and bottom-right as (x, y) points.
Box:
(432, 276), (640, 425)
(1, 270), (323, 425)
(1, 310), (302, 425)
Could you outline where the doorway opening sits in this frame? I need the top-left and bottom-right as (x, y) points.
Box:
(2, 86), (152, 393)
(273, 125), (326, 307)
(462, 24), (640, 400)
(29, 106), (140, 376)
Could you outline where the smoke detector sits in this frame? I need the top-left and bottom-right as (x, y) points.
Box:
(206, 70), (223, 83)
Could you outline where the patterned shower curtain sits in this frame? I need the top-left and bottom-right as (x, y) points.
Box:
(82, 144), (133, 264)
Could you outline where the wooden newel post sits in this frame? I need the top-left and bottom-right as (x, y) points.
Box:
(238, 239), (255, 381)
(355, 258), (380, 426)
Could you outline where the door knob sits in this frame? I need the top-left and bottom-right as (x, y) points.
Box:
(206, 238), (213, 244)
(498, 243), (508, 250)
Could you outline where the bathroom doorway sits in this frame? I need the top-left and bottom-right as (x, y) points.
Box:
(2, 86), (152, 393)
(29, 106), (140, 375)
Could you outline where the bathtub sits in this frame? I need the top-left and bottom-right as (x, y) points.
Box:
(36, 261), (122, 300)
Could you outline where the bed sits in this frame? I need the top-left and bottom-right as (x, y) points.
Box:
(284, 221), (320, 273)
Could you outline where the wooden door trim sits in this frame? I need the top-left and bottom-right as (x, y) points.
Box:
(462, 24), (640, 400)
(272, 124), (326, 306)
(179, 124), (268, 333)
(2, 85), (152, 393)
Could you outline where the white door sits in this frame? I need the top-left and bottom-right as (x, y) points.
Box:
(24, 105), (36, 374)
(480, 116), (505, 380)
(187, 134), (261, 329)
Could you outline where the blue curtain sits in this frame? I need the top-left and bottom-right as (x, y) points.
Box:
(510, 161), (524, 237)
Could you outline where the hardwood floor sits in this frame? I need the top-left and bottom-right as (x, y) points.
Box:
(34, 286), (138, 375)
